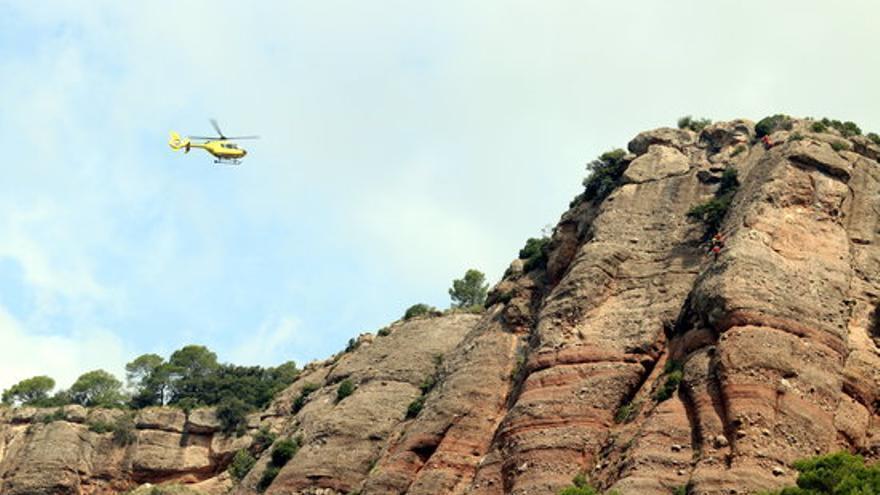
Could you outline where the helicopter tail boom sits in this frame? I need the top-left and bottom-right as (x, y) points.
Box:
(168, 132), (192, 153)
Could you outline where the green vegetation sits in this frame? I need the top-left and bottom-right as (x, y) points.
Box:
(730, 144), (746, 157)
(449, 269), (489, 308)
(557, 473), (621, 495)
(818, 118), (862, 137)
(127, 345), (299, 414)
(868, 132), (880, 146)
(519, 236), (551, 272)
(345, 337), (360, 353)
(687, 167), (739, 236)
(70, 370), (125, 408)
(258, 466), (280, 492)
(1, 346), (299, 423)
(677, 115), (712, 132)
(228, 449), (256, 481)
(672, 485), (688, 495)
(582, 149), (628, 202)
(811, 121), (828, 133)
(614, 400), (641, 424)
(271, 437), (301, 465)
(88, 413), (136, 446)
(831, 140), (849, 152)
(654, 361), (683, 402)
(258, 436), (303, 492)
(253, 426), (277, 452)
(1, 376), (56, 406)
(112, 413), (137, 445)
(755, 114), (793, 138)
(760, 451), (880, 494)
(406, 395), (425, 419)
(336, 379), (356, 403)
(406, 355), (442, 419)
(216, 397), (250, 434)
(377, 327), (391, 337)
(403, 303), (437, 320)
(292, 383), (320, 413)
(39, 408), (68, 424)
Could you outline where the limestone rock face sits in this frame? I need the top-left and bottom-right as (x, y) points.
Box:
(3, 117), (880, 495)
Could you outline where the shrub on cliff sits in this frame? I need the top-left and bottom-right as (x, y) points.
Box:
(755, 114), (793, 138)
(819, 118), (862, 137)
(868, 132), (880, 146)
(557, 474), (620, 495)
(406, 395), (426, 419)
(271, 437), (301, 465)
(760, 451), (880, 494)
(258, 436), (302, 491)
(519, 236), (551, 272)
(229, 449), (256, 481)
(677, 115), (712, 132)
(336, 379), (356, 403)
(216, 397), (250, 434)
(292, 383), (320, 413)
(403, 303), (437, 320)
(688, 167), (739, 236)
(583, 149), (628, 202)
(87, 413), (136, 445)
(258, 466), (280, 492)
(654, 360), (683, 402)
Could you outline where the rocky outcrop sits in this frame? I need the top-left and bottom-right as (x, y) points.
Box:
(0, 406), (244, 494)
(3, 117), (880, 495)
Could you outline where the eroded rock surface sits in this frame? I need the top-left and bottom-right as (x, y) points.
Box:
(3, 118), (880, 495)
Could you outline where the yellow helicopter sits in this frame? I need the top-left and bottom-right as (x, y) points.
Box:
(169, 119), (258, 165)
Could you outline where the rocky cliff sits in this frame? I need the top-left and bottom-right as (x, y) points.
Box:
(3, 117), (880, 495)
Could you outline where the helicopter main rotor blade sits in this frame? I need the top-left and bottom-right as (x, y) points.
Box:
(223, 135), (260, 140)
(187, 136), (218, 140)
(210, 118), (226, 139)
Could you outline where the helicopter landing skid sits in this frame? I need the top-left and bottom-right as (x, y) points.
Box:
(214, 159), (242, 166)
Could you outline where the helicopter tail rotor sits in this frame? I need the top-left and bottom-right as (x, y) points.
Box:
(169, 131), (191, 152)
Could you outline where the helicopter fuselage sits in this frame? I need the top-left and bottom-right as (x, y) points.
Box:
(190, 140), (247, 159)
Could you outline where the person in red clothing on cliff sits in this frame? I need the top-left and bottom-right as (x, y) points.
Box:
(709, 232), (725, 261)
(761, 135), (777, 149)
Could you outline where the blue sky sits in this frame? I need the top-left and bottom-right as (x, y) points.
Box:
(2, 1), (879, 392)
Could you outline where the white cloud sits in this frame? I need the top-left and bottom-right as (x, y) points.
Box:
(1, 0), (880, 383)
(0, 304), (129, 392)
(229, 315), (311, 367)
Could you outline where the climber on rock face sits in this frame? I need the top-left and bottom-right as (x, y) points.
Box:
(761, 135), (778, 149)
(709, 233), (725, 261)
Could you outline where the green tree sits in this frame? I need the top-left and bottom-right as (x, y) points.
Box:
(125, 353), (164, 390)
(166, 345), (219, 404)
(2, 375), (56, 406)
(69, 370), (125, 407)
(168, 345), (219, 379)
(448, 269), (489, 308)
(131, 362), (173, 408)
(126, 354), (170, 407)
(216, 396), (251, 434)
